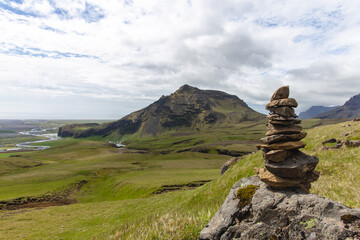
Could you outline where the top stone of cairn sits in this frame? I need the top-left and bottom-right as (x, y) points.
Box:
(271, 85), (289, 101)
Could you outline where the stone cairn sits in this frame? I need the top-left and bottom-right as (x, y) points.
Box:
(255, 86), (320, 193)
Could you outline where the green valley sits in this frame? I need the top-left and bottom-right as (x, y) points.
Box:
(0, 118), (358, 239)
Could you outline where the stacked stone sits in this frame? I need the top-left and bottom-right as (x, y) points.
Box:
(255, 86), (320, 193)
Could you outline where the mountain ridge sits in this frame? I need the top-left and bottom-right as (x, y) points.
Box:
(314, 93), (360, 119)
(58, 85), (265, 138)
(299, 105), (339, 119)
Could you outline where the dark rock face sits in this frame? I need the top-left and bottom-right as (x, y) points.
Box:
(59, 85), (264, 138)
(220, 157), (241, 175)
(266, 123), (302, 136)
(314, 93), (360, 119)
(58, 123), (99, 137)
(76, 119), (142, 138)
(261, 132), (307, 144)
(199, 176), (360, 240)
(264, 150), (319, 179)
(269, 106), (297, 118)
(263, 149), (291, 163)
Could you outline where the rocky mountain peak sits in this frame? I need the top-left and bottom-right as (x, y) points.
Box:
(174, 84), (199, 94)
(344, 93), (360, 110)
(59, 85), (264, 138)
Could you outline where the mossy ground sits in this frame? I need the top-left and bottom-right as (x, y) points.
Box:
(0, 119), (358, 239)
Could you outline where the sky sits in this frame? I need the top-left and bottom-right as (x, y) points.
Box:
(1, 0), (360, 119)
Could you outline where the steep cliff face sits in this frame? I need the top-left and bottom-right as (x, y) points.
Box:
(314, 93), (360, 119)
(57, 123), (99, 138)
(59, 85), (264, 138)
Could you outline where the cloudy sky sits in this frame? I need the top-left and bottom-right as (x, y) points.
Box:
(1, 0), (360, 119)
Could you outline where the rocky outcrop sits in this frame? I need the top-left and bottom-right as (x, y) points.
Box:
(220, 157), (241, 175)
(256, 86), (319, 193)
(320, 139), (360, 150)
(199, 176), (360, 240)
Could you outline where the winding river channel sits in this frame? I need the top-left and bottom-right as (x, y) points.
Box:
(3, 129), (123, 153)
(15, 129), (61, 151)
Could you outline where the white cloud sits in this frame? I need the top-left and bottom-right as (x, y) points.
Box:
(0, 0), (360, 118)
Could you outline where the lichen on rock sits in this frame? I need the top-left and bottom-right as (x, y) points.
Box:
(236, 184), (259, 208)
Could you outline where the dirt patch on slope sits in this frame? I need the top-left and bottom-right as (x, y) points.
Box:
(153, 180), (211, 194)
(0, 180), (87, 210)
(171, 139), (194, 145)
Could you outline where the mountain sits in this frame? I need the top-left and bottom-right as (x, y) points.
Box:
(59, 85), (265, 138)
(298, 106), (339, 119)
(314, 93), (360, 119)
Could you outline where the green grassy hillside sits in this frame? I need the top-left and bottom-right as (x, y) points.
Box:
(0, 120), (358, 239)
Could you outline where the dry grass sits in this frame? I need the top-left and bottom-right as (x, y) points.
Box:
(109, 211), (212, 240)
(304, 121), (360, 207)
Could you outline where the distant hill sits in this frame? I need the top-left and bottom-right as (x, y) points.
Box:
(314, 93), (360, 119)
(59, 85), (264, 138)
(299, 106), (339, 119)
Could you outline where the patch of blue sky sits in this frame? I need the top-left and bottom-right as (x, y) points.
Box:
(298, 8), (343, 32)
(292, 34), (326, 46)
(4, 0), (24, 4)
(27, 47), (99, 59)
(0, 1), (39, 17)
(0, 44), (100, 60)
(253, 17), (282, 28)
(0, 45), (47, 57)
(53, 7), (71, 19)
(325, 8), (342, 20)
(81, 2), (105, 23)
(40, 25), (66, 34)
(124, 0), (133, 6)
(49, 2), (105, 23)
(293, 35), (310, 43)
(327, 45), (350, 55)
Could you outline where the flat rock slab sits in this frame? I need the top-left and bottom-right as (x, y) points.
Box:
(256, 167), (319, 193)
(271, 85), (289, 101)
(266, 98), (298, 109)
(266, 123), (303, 136)
(199, 175), (360, 240)
(257, 141), (306, 151)
(263, 149), (291, 163)
(268, 119), (301, 125)
(267, 114), (297, 121)
(264, 150), (319, 178)
(255, 167), (306, 190)
(268, 106), (297, 118)
(261, 132), (307, 144)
